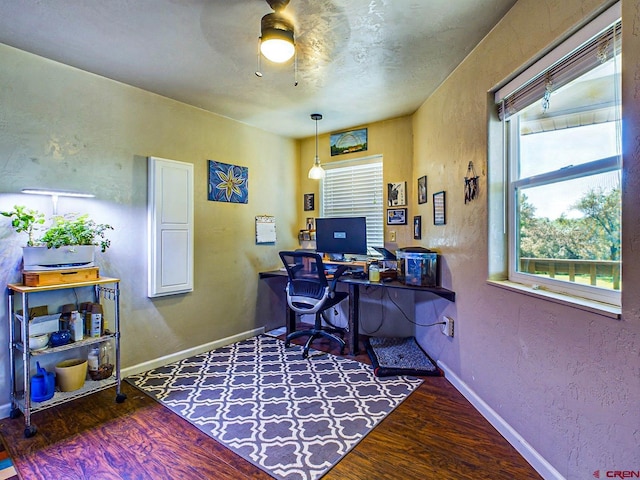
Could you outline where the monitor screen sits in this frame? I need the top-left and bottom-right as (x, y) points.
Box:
(315, 217), (367, 256)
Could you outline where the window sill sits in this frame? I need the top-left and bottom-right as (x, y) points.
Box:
(486, 280), (621, 319)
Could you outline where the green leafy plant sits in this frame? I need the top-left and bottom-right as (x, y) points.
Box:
(0, 205), (45, 246)
(39, 214), (113, 252)
(1, 206), (113, 252)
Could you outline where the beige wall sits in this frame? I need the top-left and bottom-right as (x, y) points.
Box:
(298, 116), (414, 247)
(0, 44), (299, 385)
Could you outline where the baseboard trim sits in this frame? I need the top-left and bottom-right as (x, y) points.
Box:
(437, 361), (565, 480)
(122, 327), (265, 378)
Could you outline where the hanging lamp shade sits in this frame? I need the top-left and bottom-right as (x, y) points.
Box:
(308, 113), (325, 180)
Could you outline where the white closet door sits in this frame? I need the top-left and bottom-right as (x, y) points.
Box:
(148, 156), (194, 297)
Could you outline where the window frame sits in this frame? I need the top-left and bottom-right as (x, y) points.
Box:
(506, 118), (621, 305)
(489, 3), (622, 309)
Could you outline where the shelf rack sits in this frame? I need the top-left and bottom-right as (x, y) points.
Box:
(7, 276), (126, 437)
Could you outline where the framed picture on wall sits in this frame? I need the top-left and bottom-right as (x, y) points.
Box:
(417, 176), (427, 204)
(330, 128), (368, 156)
(413, 215), (422, 240)
(413, 215), (422, 239)
(387, 208), (407, 225)
(433, 191), (446, 225)
(304, 193), (315, 211)
(388, 182), (407, 206)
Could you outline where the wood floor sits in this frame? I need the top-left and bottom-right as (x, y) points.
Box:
(0, 335), (542, 480)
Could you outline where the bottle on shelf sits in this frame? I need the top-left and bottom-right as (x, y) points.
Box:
(100, 341), (113, 368)
(90, 304), (103, 337)
(88, 341), (114, 381)
(70, 310), (84, 342)
(88, 346), (100, 374)
(80, 302), (92, 336)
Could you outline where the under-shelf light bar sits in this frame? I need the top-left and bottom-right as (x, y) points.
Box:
(21, 188), (95, 214)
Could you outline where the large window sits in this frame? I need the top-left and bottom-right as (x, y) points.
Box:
(494, 5), (621, 305)
(320, 155), (383, 252)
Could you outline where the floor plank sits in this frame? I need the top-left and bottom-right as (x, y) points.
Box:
(0, 334), (541, 479)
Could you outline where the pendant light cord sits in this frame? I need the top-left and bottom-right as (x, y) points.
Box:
(315, 117), (319, 164)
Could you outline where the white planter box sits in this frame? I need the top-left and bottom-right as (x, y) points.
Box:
(23, 245), (96, 271)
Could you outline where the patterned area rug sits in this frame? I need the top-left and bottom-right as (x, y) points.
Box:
(127, 335), (422, 480)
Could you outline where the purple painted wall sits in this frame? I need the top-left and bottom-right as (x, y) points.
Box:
(413, 1), (638, 478)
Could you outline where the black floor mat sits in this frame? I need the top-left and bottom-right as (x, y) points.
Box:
(366, 336), (440, 377)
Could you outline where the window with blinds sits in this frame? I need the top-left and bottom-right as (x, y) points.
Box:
(320, 155), (383, 250)
(492, 3), (621, 306)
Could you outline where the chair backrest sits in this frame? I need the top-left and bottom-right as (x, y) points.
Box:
(279, 251), (330, 313)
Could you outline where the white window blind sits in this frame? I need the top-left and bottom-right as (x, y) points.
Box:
(496, 3), (621, 120)
(321, 156), (383, 249)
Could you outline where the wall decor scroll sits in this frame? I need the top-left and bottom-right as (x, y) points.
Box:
(413, 215), (422, 239)
(464, 161), (479, 204)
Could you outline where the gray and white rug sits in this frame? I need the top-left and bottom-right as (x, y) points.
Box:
(127, 335), (422, 480)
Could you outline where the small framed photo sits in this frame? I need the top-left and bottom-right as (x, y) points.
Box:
(305, 217), (315, 231)
(433, 191), (446, 225)
(387, 208), (407, 225)
(304, 193), (315, 211)
(413, 215), (422, 239)
(417, 176), (427, 204)
(387, 182), (407, 206)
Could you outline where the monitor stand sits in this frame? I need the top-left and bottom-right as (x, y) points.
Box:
(327, 253), (346, 262)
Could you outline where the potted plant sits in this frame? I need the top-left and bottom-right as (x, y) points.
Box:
(1, 205), (113, 271)
(0, 205), (45, 246)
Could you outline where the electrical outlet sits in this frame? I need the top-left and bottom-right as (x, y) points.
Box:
(441, 316), (454, 337)
(389, 231), (396, 242)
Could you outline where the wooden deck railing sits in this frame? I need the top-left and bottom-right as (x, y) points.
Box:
(520, 257), (621, 290)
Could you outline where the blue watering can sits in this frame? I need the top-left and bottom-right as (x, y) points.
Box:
(31, 361), (55, 402)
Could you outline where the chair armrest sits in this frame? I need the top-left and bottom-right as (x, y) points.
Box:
(330, 265), (349, 291)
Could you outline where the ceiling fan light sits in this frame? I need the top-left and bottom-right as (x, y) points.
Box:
(260, 36), (295, 63)
(260, 12), (295, 63)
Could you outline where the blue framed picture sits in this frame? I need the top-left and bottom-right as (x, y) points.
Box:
(330, 128), (368, 156)
(208, 160), (248, 204)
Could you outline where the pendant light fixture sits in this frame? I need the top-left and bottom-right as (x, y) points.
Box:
(308, 113), (325, 180)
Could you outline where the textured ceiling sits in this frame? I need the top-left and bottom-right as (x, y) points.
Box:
(0, 0), (517, 138)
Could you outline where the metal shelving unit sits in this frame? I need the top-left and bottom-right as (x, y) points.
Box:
(7, 277), (126, 437)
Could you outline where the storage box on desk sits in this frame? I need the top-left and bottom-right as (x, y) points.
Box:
(23, 267), (100, 287)
(396, 247), (438, 287)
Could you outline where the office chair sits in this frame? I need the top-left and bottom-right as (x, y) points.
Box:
(279, 251), (349, 358)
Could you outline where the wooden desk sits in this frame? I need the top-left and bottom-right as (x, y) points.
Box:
(259, 270), (455, 355)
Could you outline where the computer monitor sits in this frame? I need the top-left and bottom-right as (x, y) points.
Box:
(315, 217), (367, 259)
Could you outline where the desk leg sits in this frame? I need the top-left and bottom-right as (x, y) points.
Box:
(348, 284), (360, 355)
